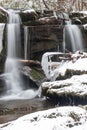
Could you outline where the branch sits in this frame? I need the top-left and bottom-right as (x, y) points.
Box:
(42, 0), (50, 10)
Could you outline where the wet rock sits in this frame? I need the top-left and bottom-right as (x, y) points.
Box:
(72, 18), (82, 25)
(0, 7), (7, 23)
(20, 9), (38, 24)
(19, 60), (46, 88)
(0, 79), (5, 95)
(69, 11), (87, 25)
(36, 16), (63, 25)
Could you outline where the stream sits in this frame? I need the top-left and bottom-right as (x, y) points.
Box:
(0, 97), (56, 124)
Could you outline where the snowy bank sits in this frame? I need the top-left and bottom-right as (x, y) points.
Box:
(0, 106), (87, 130)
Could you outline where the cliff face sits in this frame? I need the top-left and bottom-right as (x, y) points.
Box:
(20, 10), (65, 61)
(24, 25), (63, 61)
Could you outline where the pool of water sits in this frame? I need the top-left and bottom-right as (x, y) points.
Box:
(0, 97), (57, 124)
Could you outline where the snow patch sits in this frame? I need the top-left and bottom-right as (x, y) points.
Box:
(0, 106), (87, 130)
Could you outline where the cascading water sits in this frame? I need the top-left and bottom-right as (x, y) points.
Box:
(24, 26), (28, 60)
(64, 25), (84, 53)
(24, 26), (30, 60)
(4, 10), (23, 97)
(0, 24), (5, 53)
(42, 18), (84, 81)
(2, 10), (38, 99)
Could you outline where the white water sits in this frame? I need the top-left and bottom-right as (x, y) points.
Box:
(24, 26), (28, 60)
(64, 25), (84, 52)
(42, 24), (84, 80)
(2, 10), (38, 99)
(63, 27), (65, 53)
(4, 10), (23, 96)
(0, 24), (5, 52)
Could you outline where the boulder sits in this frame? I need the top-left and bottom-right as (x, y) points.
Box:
(19, 60), (46, 88)
(69, 11), (87, 25)
(20, 9), (38, 24)
(72, 18), (82, 25)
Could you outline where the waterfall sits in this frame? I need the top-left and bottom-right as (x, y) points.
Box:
(1, 10), (39, 99)
(63, 27), (65, 53)
(4, 10), (23, 96)
(64, 25), (84, 53)
(42, 24), (84, 81)
(24, 26), (31, 60)
(0, 24), (5, 53)
(24, 26), (28, 60)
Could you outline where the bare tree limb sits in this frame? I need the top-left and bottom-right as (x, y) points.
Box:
(42, 0), (50, 10)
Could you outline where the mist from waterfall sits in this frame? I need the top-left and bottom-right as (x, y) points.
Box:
(64, 25), (84, 53)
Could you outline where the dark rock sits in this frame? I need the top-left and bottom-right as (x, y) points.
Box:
(19, 60), (46, 87)
(20, 10), (38, 23)
(72, 18), (82, 25)
(20, 71), (39, 90)
(0, 7), (7, 23)
(69, 12), (84, 19)
(36, 16), (63, 25)
(80, 16), (87, 24)
(0, 78), (5, 95)
(69, 12), (87, 25)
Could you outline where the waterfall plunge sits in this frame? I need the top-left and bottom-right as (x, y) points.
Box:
(1, 10), (39, 100)
(4, 10), (23, 96)
(64, 25), (84, 53)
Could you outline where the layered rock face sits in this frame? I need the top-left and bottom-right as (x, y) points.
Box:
(41, 52), (87, 105)
(20, 10), (66, 61)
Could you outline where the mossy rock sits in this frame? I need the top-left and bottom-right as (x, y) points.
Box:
(29, 67), (45, 86)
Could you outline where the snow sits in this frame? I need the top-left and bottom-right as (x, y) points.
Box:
(41, 52), (87, 97)
(55, 58), (87, 75)
(41, 52), (66, 80)
(23, 9), (35, 13)
(80, 11), (87, 15)
(0, 6), (7, 13)
(0, 106), (87, 130)
(41, 52), (87, 81)
(42, 74), (87, 96)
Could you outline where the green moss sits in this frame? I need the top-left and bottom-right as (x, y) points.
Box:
(30, 68), (45, 82)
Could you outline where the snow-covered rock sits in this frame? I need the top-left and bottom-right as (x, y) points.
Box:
(0, 106), (87, 130)
(41, 52), (87, 103)
(41, 74), (87, 102)
(41, 51), (87, 81)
